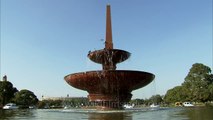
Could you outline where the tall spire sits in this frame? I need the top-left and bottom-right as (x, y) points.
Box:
(105, 4), (113, 49)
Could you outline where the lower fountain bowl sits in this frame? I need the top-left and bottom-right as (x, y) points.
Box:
(64, 70), (154, 103)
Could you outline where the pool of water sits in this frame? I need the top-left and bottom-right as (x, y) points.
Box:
(0, 107), (213, 120)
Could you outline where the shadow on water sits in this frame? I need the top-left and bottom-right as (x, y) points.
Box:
(0, 109), (16, 120)
(0, 109), (36, 120)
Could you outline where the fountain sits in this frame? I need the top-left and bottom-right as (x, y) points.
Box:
(64, 5), (155, 110)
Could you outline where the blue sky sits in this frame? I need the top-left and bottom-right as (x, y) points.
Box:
(1, 0), (212, 99)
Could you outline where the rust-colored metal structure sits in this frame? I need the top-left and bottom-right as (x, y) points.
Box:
(64, 5), (155, 110)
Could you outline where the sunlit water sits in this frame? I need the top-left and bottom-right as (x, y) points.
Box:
(0, 107), (213, 120)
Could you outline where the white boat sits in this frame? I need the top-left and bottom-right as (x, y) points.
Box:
(123, 104), (134, 109)
(64, 106), (71, 109)
(3, 103), (19, 110)
(150, 103), (160, 108)
(183, 102), (194, 107)
(29, 106), (36, 109)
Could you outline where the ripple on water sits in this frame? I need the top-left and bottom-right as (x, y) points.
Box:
(1, 107), (213, 120)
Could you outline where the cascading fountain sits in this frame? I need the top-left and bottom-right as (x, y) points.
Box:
(64, 5), (155, 110)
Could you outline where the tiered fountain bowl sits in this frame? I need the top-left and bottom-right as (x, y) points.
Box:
(64, 49), (154, 110)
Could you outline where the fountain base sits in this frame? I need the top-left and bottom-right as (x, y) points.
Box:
(65, 70), (154, 110)
(88, 93), (132, 110)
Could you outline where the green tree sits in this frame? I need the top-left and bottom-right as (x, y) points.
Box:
(0, 76), (18, 105)
(130, 98), (144, 105)
(14, 89), (38, 107)
(182, 63), (213, 102)
(49, 100), (63, 107)
(149, 94), (163, 104)
(164, 86), (187, 103)
(37, 100), (46, 108)
(208, 84), (213, 101)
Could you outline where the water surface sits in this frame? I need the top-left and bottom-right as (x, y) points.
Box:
(0, 107), (213, 120)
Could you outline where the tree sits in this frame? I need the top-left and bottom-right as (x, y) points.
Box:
(0, 76), (18, 105)
(130, 98), (144, 105)
(208, 84), (213, 101)
(164, 86), (188, 103)
(37, 100), (46, 109)
(182, 63), (213, 102)
(14, 89), (38, 107)
(149, 94), (163, 104)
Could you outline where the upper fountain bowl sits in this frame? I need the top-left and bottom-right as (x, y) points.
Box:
(88, 49), (130, 65)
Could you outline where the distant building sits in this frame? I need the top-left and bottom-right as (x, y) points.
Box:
(42, 96), (88, 101)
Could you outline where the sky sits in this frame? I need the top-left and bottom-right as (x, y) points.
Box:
(1, 0), (212, 100)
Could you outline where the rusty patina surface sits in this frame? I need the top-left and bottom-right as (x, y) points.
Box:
(65, 70), (154, 109)
(88, 49), (130, 70)
(65, 70), (154, 94)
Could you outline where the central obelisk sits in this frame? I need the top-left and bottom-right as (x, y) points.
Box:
(105, 5), (113, 49)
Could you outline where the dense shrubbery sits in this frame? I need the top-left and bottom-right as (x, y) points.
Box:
(38, 97), (89, 109)
(130, 94), (164, 106)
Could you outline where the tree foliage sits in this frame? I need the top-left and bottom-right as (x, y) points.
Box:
(130, 95), (163, 106)
(14, 89), (38, 107)
(208, 84), (213, 101)
(164, 63), (213, 103)
(130, 98), (144, 105)
(164, 86), (187, 103)
(149, 94), (163, 104)
(0, 79), (18, 105)
(182, 63), (213, 102)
